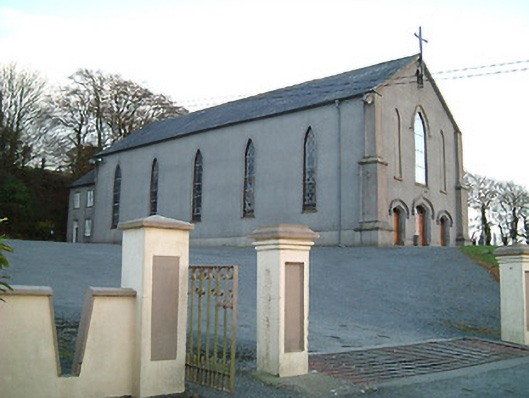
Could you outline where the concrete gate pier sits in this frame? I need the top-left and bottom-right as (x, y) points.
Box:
(249, 224), (319, 377)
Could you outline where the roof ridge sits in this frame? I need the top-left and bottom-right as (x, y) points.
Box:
(98, 54), (418, 157)
(196, 54), (419, 112)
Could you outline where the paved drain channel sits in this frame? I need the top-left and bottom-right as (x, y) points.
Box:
(309, 338), (529, 386)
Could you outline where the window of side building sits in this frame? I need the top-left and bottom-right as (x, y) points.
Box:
(87, 189), (94, 207)
(74, 192), (81, 209)
(84, 219), (92, 237)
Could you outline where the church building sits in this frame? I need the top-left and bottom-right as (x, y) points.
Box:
(67, 54), (469, 246)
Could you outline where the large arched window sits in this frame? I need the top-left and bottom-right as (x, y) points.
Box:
(414, 112), (427, 185)
(192, 150), (203, 221)
(303, 128), (317, 211)
(111, 165), (121, 229)
(243, 140), (255, 217)
(150, 158), (159, 215)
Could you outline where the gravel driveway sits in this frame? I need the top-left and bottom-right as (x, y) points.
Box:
(6, 240), (500, 354)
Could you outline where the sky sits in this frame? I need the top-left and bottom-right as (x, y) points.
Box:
(1, 0), (528, 189)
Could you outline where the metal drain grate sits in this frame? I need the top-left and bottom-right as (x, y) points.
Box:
(309, 338), (529, 386)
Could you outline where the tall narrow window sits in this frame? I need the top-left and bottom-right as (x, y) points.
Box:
(395, 109), (402, 179)
(243, 140), (255, 217)
(111, 165), (121, 229)
(414, 112), (427, 185)
(440, 131), (447, 191)
(150, 158), (159, 215)
(303, 128), (317, 211)
(192, 150), (203, 221)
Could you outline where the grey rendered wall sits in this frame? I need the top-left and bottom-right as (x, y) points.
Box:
(92, 101), (365, 245)
(378, 62), (465, 246)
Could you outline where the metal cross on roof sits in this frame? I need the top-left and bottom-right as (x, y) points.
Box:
(414, 26), (428, 87)
(414, 26), (428, 58)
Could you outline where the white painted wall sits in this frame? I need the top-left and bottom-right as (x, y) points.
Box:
(0, 287), (136, 398)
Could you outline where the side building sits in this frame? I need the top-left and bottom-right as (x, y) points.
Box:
(66, 170), (96, 243)
(66, 54), (469, 246)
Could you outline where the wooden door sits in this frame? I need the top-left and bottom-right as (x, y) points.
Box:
(394, 211), (400, 245)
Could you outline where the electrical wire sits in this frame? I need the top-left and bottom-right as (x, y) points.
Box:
(178, 59), (529, 110)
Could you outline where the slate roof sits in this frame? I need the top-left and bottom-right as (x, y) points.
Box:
(70, 169), (95, 188)
(99, 54), (418, 156)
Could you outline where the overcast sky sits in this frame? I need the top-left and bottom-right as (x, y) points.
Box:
(1, 0), (528, 188)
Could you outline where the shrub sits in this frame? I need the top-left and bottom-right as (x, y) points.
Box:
(0, 218), (13, 301)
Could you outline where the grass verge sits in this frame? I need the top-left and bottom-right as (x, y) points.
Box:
(460, 245), (499, 282)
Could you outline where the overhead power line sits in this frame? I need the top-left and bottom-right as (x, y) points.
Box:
(435, 66), (529, 81)
(178, 59), (529, 110)
(432, 59), (529, 75)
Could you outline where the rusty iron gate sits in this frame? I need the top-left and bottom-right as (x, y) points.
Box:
(186, 266), (238, 393)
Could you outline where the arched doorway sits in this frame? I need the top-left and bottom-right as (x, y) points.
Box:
(440, 216), (450, 246)
(415, 206), (428, 246)
(393, 207), (405, 246)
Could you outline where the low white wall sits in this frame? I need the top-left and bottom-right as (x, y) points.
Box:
(3, 216), (192, 398)
(0, 286), (137, 398)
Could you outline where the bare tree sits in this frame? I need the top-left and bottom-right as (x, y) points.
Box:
(49, 69), (187, 174)
(465, 172), (497, 245)
(69, 69), (108, 150)
(522, 208), (529, 245)
(490, 194), (510, 245)
(65, 69), (187, 148)
(495, 181), (529, 244)
(0, 63), (50, 169)
(104, 73), (187, 143)
(48, 84), (96, 176)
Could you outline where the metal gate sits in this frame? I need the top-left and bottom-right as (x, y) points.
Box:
(186, 266), (238, 393)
